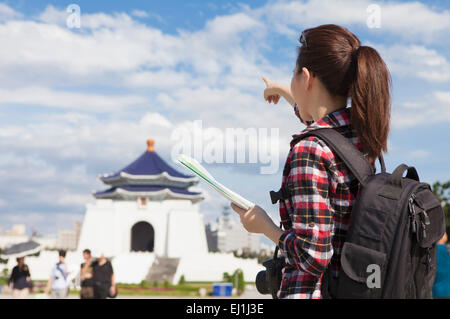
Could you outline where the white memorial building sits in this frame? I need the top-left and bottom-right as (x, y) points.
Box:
(73, 139), (263, 284)
(77, 139), (208, 258)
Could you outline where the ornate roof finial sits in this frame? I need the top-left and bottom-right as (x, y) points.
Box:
(147, 139), (155, 152)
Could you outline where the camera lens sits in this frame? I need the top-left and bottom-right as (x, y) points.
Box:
(255, 270), (270, 295)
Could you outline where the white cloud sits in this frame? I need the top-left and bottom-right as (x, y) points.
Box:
(380, 1), (450, 41)
(0, 111), (178, 166)
(392, 90), (450, 129)
(37, 4), (67, 25)
(81, 12), (136, 30)
(0, 152), (95, 219)
(0, 6), (267, 80)
(375, 44), (450, 83)
(0, 3), (22, 21)
(0, 5), (278, 98)
(140, 112), (173, 128)
(124, 70), (192, 89)
(0, 20), (178, 76)
(256, 0), (450, 42)
(435, 91), (450, 104)
(0, 87), (148, 112)
(408, 150), (431, 159)
(2, 0), (448, 106)
(154, 84), (302, 134)
(3, 1), (447, 96)
(131, 10), (149, 18)
(148, 12), (166, 24)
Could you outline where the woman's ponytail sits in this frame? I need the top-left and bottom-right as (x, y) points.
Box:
(350, 46), (391, 160)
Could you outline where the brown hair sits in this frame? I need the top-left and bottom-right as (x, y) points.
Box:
(296, 24), (391, 160)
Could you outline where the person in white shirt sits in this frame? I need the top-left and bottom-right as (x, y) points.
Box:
(44, 250), (70, 299)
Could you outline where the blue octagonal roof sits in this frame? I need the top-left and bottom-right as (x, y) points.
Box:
(100, 139), (197, 186)
(95, 139), (201, 202)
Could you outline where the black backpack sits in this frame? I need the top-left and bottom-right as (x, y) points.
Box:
(277, 128), (446, 299)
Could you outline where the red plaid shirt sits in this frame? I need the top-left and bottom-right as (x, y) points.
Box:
(277, 105), (372, 299)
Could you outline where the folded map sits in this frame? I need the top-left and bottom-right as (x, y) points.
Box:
(177, 154), (255, 210)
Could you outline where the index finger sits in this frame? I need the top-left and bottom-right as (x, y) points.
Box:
(262, 75), (270, 86)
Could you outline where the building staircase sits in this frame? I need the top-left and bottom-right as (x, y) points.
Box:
(145, 256), (180, 284)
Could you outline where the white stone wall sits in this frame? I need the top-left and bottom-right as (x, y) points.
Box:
(166, 210), (208, 257)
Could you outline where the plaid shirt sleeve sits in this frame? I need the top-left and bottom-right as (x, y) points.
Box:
(278, 136), (334, 277)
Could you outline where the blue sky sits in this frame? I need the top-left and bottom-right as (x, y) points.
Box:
(0, 1), (449, 247)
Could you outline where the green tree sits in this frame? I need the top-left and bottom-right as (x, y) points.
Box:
(0, 249), (7, 264)
(432, 181), (450, 228)
(223, 271), (231, 283)
(163, 280), (170, 288)
(178, 275), (186, 285)
(237, 270), (245, 293)
(222, 269), (245, 293)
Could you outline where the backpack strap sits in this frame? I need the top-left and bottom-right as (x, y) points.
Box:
(56, 263), (68, 281)
(270, 186), (292, 204)
(378, 164), (419, 200)
(299, 128), (375, 187)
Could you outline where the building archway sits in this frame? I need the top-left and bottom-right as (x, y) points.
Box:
(130, 221), (154, 252)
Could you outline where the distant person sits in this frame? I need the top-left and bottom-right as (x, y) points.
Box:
(44, 250), (70, 299)
(80, 249), (94, 299)
(5, 257), (32, 298)
(92, 253), (115, 299)
(433, 232), (450, 299)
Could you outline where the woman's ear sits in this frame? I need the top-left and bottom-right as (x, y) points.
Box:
(302, 67), (313, 90)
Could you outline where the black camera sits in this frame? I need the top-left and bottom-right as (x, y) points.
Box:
(255, 249), (285, 299)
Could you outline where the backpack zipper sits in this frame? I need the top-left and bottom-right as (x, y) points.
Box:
(408, 194), (418, 234)
(409, 193), (433, 272)
(409, 193), (430, 238)
(426, 248), (432, 272)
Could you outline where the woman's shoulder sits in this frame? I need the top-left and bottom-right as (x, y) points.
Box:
(290, 134), (334, 163)
(290, 126), (361, 166)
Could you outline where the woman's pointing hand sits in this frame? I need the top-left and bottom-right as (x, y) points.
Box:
(262, 75), (281, 105)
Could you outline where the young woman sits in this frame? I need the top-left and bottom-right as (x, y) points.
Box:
(231, 24), (391, 299)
